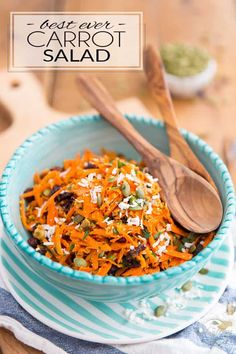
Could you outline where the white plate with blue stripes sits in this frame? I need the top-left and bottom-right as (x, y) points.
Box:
(0, 229), (234, 345)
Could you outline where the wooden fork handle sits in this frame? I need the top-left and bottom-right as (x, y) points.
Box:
(76, 74), (162, 162)
(144, 45), (216, 189)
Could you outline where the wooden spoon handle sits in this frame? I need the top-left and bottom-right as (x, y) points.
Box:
(144, 45), (216, 188)
(76, 74), (162, 162)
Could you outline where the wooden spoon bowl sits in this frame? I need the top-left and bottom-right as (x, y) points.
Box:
(76, 74), (223, 233)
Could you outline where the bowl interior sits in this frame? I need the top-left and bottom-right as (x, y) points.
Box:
(2, 115), (234, 255)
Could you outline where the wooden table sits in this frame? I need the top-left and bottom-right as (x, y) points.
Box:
(0, 0), (236, 353)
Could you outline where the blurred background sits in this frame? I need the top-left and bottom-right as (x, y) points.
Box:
(0, 0), (235, 180)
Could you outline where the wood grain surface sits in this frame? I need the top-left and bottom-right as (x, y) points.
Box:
(0, 0), (236, 353)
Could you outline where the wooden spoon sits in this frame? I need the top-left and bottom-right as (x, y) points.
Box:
(76, 74), (223, 233)
(144, 45), (216, 189)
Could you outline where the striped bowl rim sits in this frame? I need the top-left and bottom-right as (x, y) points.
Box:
(0, 114), (235, 286)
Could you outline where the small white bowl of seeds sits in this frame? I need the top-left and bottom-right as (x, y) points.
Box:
(160, 43), (217, 98)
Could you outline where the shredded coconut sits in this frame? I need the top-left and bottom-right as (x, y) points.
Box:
(117, 173), (125, 185)
(35, 202), (46, 218)
(145, 173), (158, 183)
(127, 216), (140, 226)
(87, 173), (97, 182)
(41, 224), (56, 240)
(146, 202), (153, 215)
(43, 241), (54, 246)
(54, 217), (66, 225)
(125, 172), (139, 183)
(184, 242), (194, 248)
(90, 189), (98, 203)
(123, 196), (132, 203)
(104, 217), (113, 225)
(60, 168), (70, 177)
(118, 201), (130, 210)
(78, 178), (89, 188)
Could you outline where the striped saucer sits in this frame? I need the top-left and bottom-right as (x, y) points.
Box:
(0, 229), (234, 345)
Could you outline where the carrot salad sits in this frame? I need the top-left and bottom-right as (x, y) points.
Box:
(20, 150), (214, 277)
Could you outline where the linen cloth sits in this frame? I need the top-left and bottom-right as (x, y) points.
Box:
(0, 221), (235, 354)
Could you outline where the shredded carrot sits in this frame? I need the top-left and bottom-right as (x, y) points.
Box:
(47, 198), (58, 225)
(203, 232), (215, 247)
(165, 249), (193, 261)
(19, 199), (31, 230)
(20, 150), (215, 277)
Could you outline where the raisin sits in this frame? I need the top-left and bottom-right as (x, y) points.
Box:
(121, 216), (128, 224)
(27, 237), (39, 248)
(23, 187), (34, 203)
(49, 185), (61, 197)
(123, 254), (141, 268)
(55, 192), (74, 203)
(193, 243), (203, 256)
(132, 243), (146, 256)
(63, 199), (74, 213)
(50, 166), (63, 172)
(84, 162), (97, 169)
(108, 265), (119, 276)
(117, 237), (126, 243)
(38, 246), (47, 255)
(54, 192), (76, 214)
(62, 234), (70, 242)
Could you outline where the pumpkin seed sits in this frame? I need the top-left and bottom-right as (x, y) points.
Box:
(142, 227), (150, 239)
(199, 268), (209, 275)
(218, 320), (232, 331)
(188, 232), (198, 242)
(177, 241), (184, 252)
(43, 188), (51, 197)
(129, 195), (136, 204)
(33, 227), (45, 241)
(74, 257), (87, 267)
(154, 305), (167, 317)
(108, 254), (116, 261)
(113, 227), (119, 235)
(227, 303), (235, 316)
(189, 245), (196, 253)
(136, 186), (145, 199)
(69, 243), (75, 252)
(129, 205), (143, 211)
(110, 186), (119, 190)
(154, 231), (163, 240)
(73, 214), (84, 224)
(160, 43), (210, 77)
(28, 215), (35, 221)
(121, 181), (131, 197)
(108, 177), (116, 182)
(83, 229), (90, 240)
(118, 160), (126, 168)
(97, 193), (102, 207)
(81, 218), (90, 230)
(181, 281), (193, 292)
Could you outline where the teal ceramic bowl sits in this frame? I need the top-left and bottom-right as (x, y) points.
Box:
(0, 114), (235, 302)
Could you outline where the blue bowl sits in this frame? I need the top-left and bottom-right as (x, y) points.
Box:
(0, 114), (235, 302)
